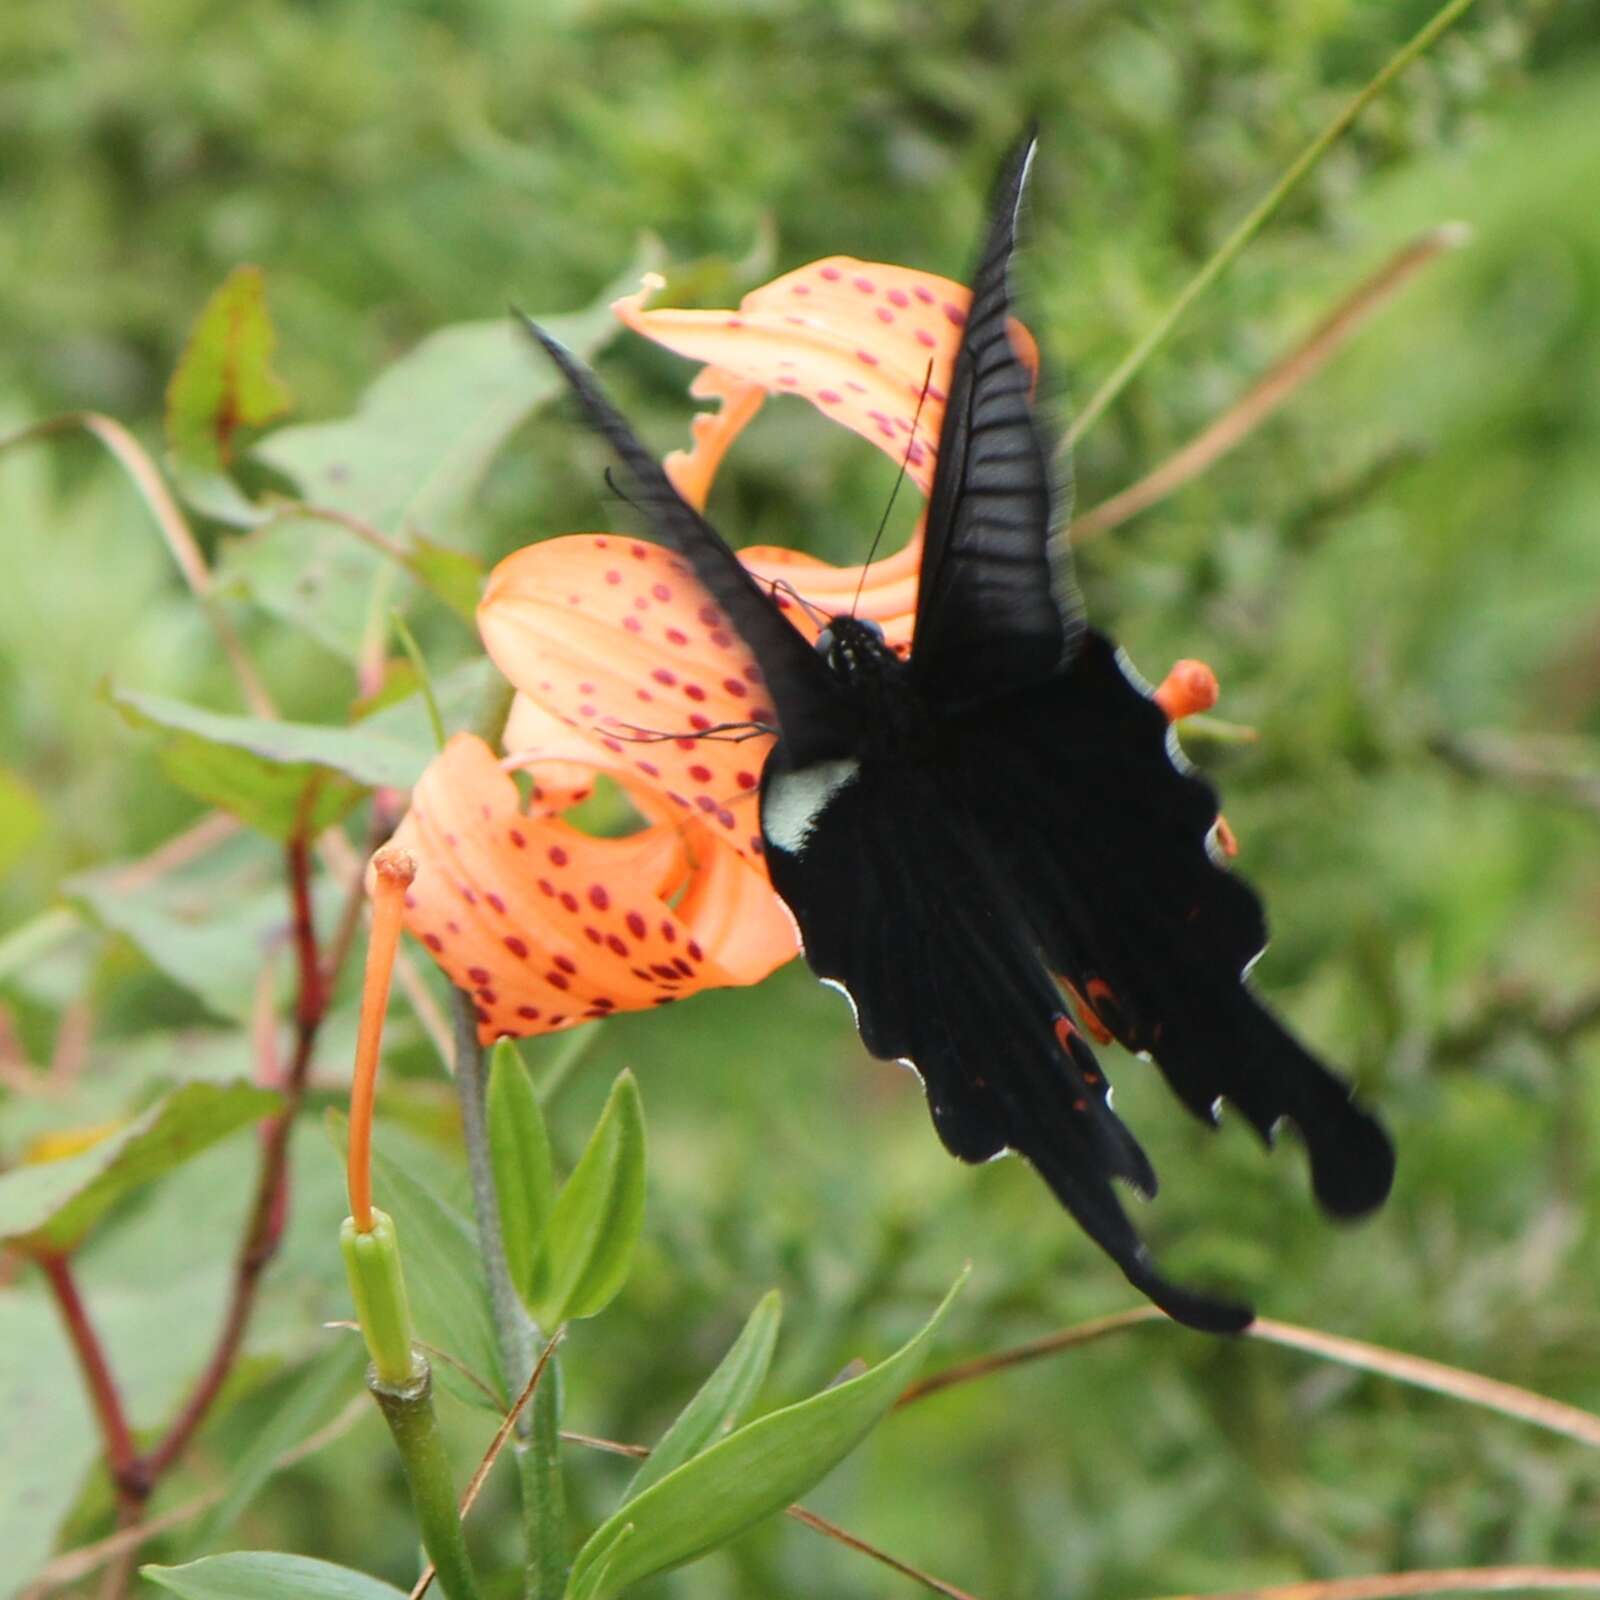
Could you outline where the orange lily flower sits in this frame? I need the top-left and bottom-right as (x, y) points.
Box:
(392, 254), (1214, 1042)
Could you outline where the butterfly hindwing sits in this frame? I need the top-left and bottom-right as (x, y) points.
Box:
(910, 134), (1082, 705)
(762, 745), (1253, 1333)
(950, 631), (1396, 1218)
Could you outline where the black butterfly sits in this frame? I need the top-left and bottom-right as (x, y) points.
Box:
(521, 135), (1394, 1332)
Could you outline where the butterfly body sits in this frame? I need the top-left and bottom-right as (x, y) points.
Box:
(522, 135), (1394, 1332)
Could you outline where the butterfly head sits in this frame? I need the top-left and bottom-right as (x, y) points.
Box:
(813, 615), (899, 688)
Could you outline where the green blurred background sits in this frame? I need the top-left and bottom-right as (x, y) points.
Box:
(5, 0), (1600, 1594)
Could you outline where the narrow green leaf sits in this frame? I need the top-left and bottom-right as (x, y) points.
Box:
(622, 1290), (782, 1504)
(166, 265), (292, 475)
(109, 685), (433, 839)
(566, 1271), (967, 1600)
(0, 1080), (279, 1252)
(487, 1040), (555, 1303)
(530, 1070), (645, 1327)
(143, 1552), (407, 1600)
(566, 1523), (636, 1600)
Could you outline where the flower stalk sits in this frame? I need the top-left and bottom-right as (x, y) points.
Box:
(369, 1360), (484, 1600)
(451, 991), (568, 1600)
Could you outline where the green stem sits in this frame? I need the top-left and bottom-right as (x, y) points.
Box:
(369, 1360), (483, 1600)
(516, 1374), (569, 1600)
(450, 989), (567, 1598)
(1065, 0), (1479, 447)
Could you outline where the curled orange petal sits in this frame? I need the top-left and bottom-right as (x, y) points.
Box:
(480, 536), (777, 866)
(393, 734), (796, 1042)
(615, 260), (1038, 498)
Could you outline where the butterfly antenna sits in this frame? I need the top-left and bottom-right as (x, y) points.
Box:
(768, 577), (830, 629)
(602, 466), (646, 517)
(850, 359), (936, 618)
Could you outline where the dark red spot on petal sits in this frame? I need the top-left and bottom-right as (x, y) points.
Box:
(545, 972), (570, 991)
(549, 845), (569, 867)
(689, 764), (712, 782)
(588, 884), (610, 910)
(626, 911), (648, 939)
(424, 933), (443, 952)
(687, 940), (705, 962)
(517, 1005), (541, 1021)
(468, 966), (491, 985)
(504, 936), (529, 959)
(606, 934), (629, 957)
(559, 891), (578, 912)
(735, 770), (757, 789)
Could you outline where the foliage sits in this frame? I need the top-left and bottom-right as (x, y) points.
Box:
(4, 1), (1600, 1598)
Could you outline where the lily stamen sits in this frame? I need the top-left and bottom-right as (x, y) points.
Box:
(348, 845), (417, 1234)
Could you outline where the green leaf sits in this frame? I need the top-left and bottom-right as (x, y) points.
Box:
(0, 1080), (279, 1252)
(622, 1289), (782, 1504)
(188, 1340), (366, 1554)
(408, 533), (484, 622)
(215, 516), (389, 663)
(566, 1522), (636, 1600)
(109, 686), (433, 839)
(566, 1271), (967, 1600)
(143, 1552), (408, 1600)
(166, 265), (292, 475)
(65, 828), (342, 1024)
(488, 1040), (555, 1302)
(328, 1113), (503, 1409)
(255, 280), (628, 537)
(530, 1070), (645, 1327)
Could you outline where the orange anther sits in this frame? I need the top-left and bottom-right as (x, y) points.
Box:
(1155, 659), (1219, 722)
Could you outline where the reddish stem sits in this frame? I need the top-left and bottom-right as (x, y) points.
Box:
(138, 838), (327, 1485)
(40, 1255), (143, 1500)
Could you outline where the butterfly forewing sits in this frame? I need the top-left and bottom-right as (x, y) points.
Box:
(910, 136), (1082, 704)
(516, 316), (851, 767)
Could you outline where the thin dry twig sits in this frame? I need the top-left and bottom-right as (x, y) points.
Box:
(898, 1306), (1600, 1455)
(785, 1505), (986, 1600)
(896, 1306), (1163, 1407)
(0, 414), (275, 716)
(1244, 1318), (1600, 1451)
(1070, 224), (1469, 543)
(1148, 1566), (1600, 1600)
(408, 1331), (565, 1600)
(554, 1427), (988, 1600)
(20, 1397), (370, 1596)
